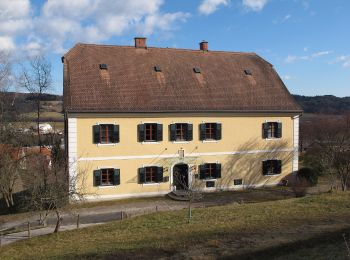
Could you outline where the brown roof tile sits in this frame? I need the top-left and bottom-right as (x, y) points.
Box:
(63, 43), (302, 113)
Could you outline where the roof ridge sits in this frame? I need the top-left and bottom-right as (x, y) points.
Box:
(69, 42), (257, 56)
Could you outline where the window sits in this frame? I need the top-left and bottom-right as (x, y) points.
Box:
(138, 123), (163, 142)
(138, 166), (164, 184)
(199, 163), (221, 179)
(206, 181), (215, 188)
(93, 124), (119, 144)
(262, 160), (282, 175)
(193, 67), (201, 73)
(234, 179), (243, 185)
(169, 123), (193, 141)
(93, 168), (120, 186)
(154, 66), (162, 72)
(199, 123), (222, 141)
(263, 122), (282, 139)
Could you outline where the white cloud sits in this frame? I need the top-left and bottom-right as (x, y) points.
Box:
(282, 75), (292, 81)
(34, 0), (190, 53)
(198, 0), (229, 15)
(336, 56), (350, 68)
(0, 0), (190, 55)
(0, 0), (32, 35)
(312, 51), (333, 57)
(285, 50), (333, 64)
(0, 36), (16, 51)
(242, 0), (268, 11)
(283, 14), (291, 21)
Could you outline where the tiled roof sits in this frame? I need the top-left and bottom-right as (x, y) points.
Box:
(63, 43), (302, 113)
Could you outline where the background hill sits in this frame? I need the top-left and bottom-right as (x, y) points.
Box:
(1, 92), (349, 116)
(293, 95), (350, 114)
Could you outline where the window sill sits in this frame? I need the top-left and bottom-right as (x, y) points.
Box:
(201, 178), (218, 181)
(141, 141), (160, 145)
(263, 173), (281, 176)
(98, 185), (118, 189)
(172, 141), (190, 144)
(202, 140), (219, 143)
(97, 143), (117, 146)
(265, 138), (281, 141)
(142, 183), (160, 186)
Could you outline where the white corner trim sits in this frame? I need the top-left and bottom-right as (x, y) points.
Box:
(68, 118), (77, 190)
(292, 116), (300, 174)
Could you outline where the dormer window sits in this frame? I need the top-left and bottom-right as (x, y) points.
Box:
(244, 69), (252, 75)
(99, 64), (108, 70)
(154, 66), (162, 72)
(193, 67), (201, 73)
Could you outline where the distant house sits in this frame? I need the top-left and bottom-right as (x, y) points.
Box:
(63, 37), (302, 201)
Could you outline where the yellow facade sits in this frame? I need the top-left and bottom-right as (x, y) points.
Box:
(69, 113), (298, 200)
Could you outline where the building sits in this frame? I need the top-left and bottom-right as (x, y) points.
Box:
(63, 37), (302, 201)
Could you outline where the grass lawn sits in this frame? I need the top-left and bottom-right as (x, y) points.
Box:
(1, 192), (350, 259)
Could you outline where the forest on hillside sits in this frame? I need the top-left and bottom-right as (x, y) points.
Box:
(293, 95), (350, 114)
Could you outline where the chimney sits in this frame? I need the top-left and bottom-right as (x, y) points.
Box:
(134, 37), (147, 48)
(199, 41), (208, 51)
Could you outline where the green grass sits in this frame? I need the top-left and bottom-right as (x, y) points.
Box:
(1, 192), (350, 259)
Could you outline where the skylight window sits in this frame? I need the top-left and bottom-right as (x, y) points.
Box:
(244, 69), (252, 75)
(193, 67), (201, 73)
(154, 66), (162, 72)
(99, 64), (108, 70)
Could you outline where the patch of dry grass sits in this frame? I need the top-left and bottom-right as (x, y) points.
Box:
(1, 192), (350, 259)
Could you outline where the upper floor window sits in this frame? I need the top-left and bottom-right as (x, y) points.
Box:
(262, 160), (282, 175)
(138, 166), (164, 183)
(263, 122), (282, 139)
(93, 168), (120, 186)
(93, 124), (119, 144)
(138, 123), (163, 142)
(199, 123), (222, 141)
(199, 163), (221, 179)
(169, 123), (193, 142)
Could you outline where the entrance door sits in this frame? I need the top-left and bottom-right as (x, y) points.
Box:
(173, 164), (189, 190)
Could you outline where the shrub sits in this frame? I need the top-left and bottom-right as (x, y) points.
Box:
(297, 167), (318, 186)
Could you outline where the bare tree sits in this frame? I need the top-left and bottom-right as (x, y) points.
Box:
(303, 116), (350, 191)
(0, 145), (23, 208)
(21, 134), (86, 233)
(18, 56), (52, 149)
(172, 167), (203, 223)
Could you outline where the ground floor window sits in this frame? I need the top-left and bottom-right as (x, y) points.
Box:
(199, 163), (221, 179)
(262, 160), (282, 175)
(138, 166), (164, 183)
(93, 168), (120, 186)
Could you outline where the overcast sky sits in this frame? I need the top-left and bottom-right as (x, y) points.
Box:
(1, 0), (349, 97)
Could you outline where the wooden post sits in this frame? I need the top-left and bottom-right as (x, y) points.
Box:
(0, 232), (2, 247)
(156, 205), (158, 212)
(76, 214), (80, 229)
(120, 211), (123, 221)
(27, 222), (31, 238)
